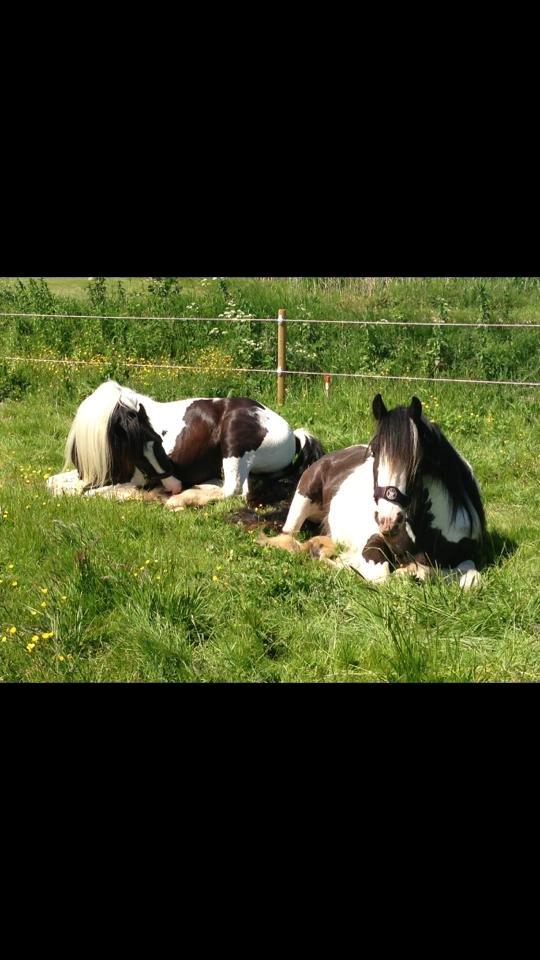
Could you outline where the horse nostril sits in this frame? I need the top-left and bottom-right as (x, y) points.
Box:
(396, 513), (404, 525)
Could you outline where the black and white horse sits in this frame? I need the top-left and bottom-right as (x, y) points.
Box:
(279, 394), (486, 589)
(49, 380), (324, 508)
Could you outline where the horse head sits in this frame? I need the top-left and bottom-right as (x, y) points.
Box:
(369, 394), (425, 540)
(108, 400), (183, 492)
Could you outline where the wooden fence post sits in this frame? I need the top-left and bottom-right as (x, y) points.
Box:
(277, 308), (287, 405)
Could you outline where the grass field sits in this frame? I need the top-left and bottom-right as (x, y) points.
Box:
(1, 359), (540, 683)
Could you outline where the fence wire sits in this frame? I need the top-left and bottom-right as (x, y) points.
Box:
(1, 311), (540, 329)
(2, 355), (540, 388)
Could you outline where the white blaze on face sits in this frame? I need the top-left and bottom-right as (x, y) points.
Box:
(142, 441), (182, 494)
(375, 420), (419, 525)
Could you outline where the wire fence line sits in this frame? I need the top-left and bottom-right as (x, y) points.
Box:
(3, 355), (540, 388)
(1, 311), (540, 330)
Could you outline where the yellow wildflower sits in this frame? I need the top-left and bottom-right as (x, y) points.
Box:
(8, 627), (17, 635)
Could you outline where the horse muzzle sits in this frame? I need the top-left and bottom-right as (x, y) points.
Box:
(377, 512), (405, 537)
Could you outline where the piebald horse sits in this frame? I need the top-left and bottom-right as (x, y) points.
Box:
(48, 380), (324, 508)
(277, 394), (486, 590)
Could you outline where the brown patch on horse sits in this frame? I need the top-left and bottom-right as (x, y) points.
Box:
(168, 398), (268, 488)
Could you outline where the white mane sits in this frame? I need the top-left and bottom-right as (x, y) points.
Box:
(63, 380), (140, 487)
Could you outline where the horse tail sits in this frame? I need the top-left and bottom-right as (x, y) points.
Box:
(246, 428), (325, 507)
(292, 429), (326, 477)
(63, 380), (124, 487)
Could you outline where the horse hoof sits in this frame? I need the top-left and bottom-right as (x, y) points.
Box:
(165, 496), (186, 511)
(460, 569), (481, 591)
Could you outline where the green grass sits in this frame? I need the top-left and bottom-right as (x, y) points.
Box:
(1, 365), (540, 683)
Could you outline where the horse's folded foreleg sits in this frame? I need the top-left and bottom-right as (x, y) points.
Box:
(166, 483), (225, 510)
(441, 559), (481, 590)
(85, 482), (144, 501)
(394, 561), (436, 583)
(46, 471), (85, 496)
(338, 551), (392, 584)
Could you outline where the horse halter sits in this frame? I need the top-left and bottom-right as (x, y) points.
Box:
(374, 485), (411, 510)
(135, 451), (179, 483)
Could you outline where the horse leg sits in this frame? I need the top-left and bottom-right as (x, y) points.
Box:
(85, 482), (144, 501)
(166, 482), (225, 510)
(441, 559), (482, 591)
(222, 453), (255, 499)
(282, 491), (321, 534)
(337, 550), (392, 583)
(394, 561), (436, 582)
(47, 471), (85, 496)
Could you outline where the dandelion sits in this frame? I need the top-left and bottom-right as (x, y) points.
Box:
(40, 587), (48, 594)
(11, 581), (18, 587)
(1, 636), (7, 643)
(58, 655), (65, 662)
(32, 634), (40, 642)
(40, 601), (47, 608)
(9, 627), (17, 635)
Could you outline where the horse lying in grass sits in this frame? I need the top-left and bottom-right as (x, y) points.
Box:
(47, 380), (324, 507)
(261, 394), (486, 590)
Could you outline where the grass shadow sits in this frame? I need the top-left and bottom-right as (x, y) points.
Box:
(481, 527), (519, 569)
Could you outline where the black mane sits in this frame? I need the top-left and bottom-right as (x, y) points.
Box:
(417, 415), (486, 535)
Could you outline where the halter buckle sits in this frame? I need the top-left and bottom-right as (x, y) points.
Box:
(374, 485), (411, 509)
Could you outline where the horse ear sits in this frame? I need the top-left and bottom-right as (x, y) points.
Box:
(372, 394), (388, 421)
(111, 404), (137, 438)
(409, 396), (423, 422)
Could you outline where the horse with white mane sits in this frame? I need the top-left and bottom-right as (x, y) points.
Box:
(49, 380), (324, 508)
(274, 394), (486, 589)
